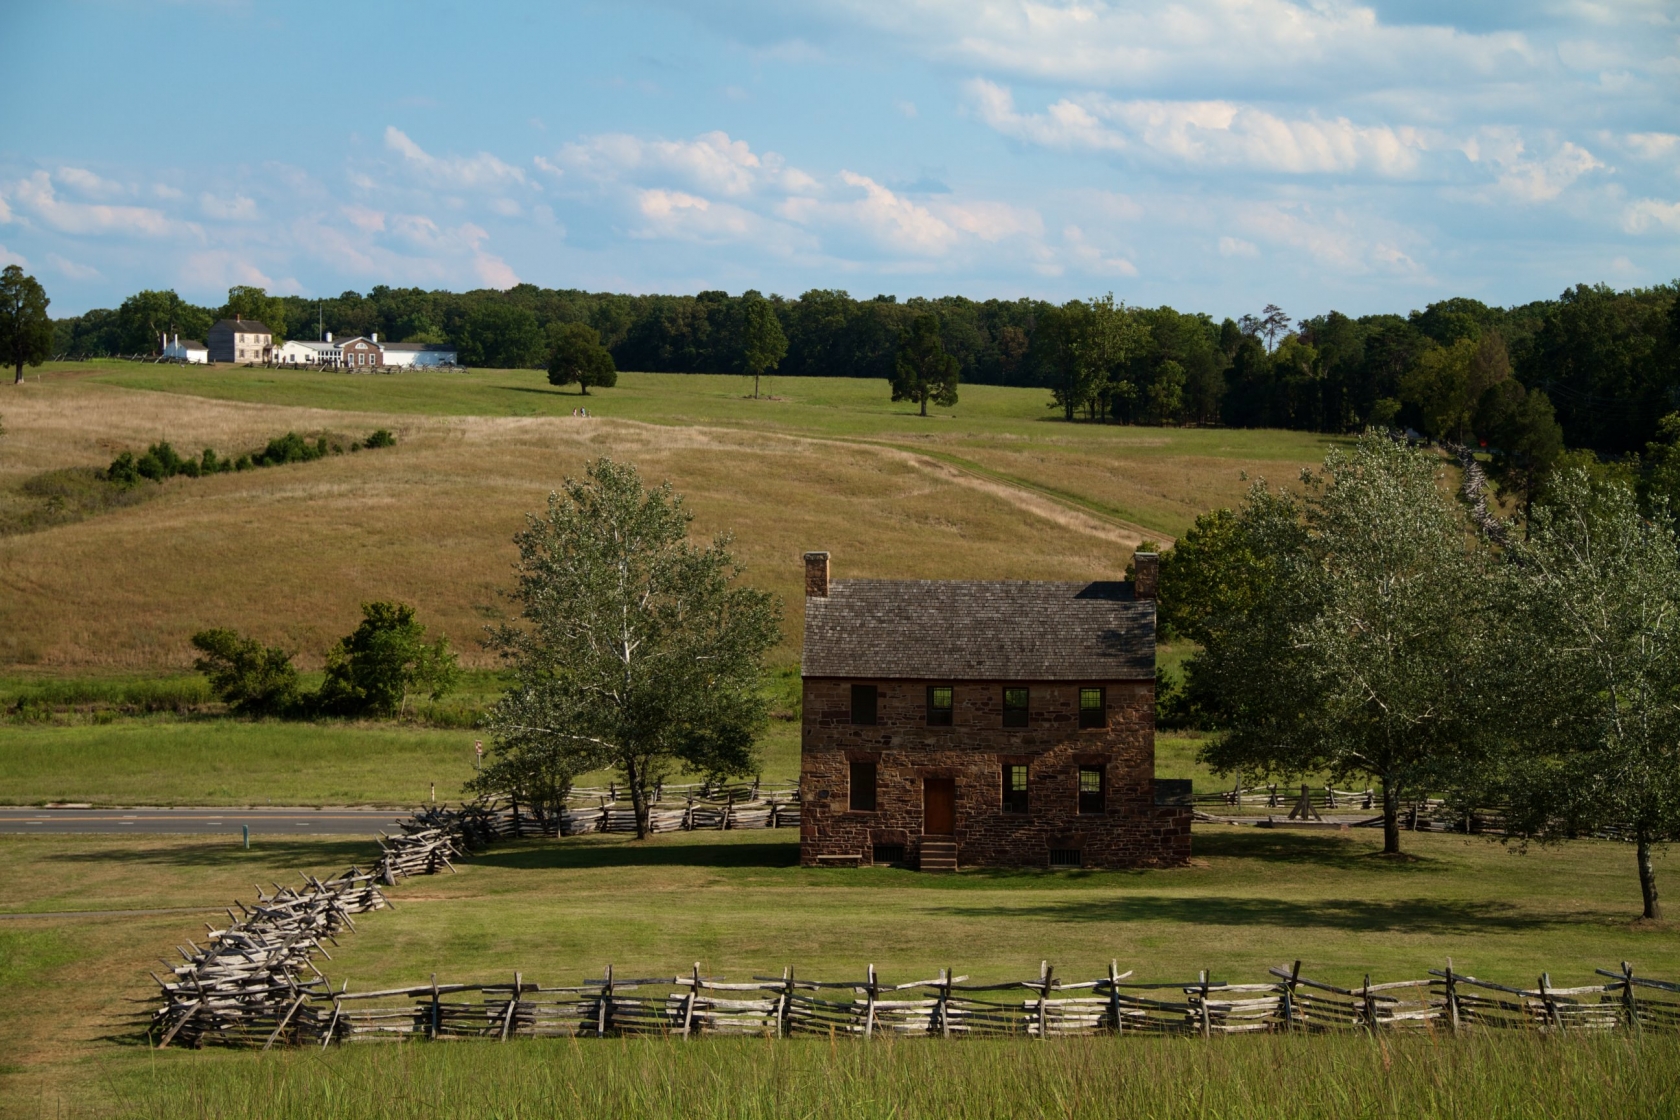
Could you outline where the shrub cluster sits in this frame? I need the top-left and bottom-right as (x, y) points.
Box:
(190, 600), (458, 721)
(104, 430), (396, 485)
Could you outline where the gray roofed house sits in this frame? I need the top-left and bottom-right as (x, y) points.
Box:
(206, 317), (273, 364)
(796, 551), (1189, 873)
(802, 579), (1155, 682)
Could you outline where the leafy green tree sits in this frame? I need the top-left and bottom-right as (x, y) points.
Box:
(1484, 471), (1680, 918)
(0, 265), (54, 384)
(115, 289), (211, 353)
(190, 629), (301, 716)
(891, 313), (959, 417)
(739, 292), (787, 399)
(317, 601), (459, 717)
(484, 459), (781, 838)
(456, 302), (544, 369)
(546, 322), (617, 394)
(1194, 435), (1490, 853)
(220, 286), (287, 342)
(1640, 412), (1680, 514)
(1474, 380), (1564, 526)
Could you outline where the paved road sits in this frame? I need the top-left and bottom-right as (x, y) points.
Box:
(0, 806), (409, 835)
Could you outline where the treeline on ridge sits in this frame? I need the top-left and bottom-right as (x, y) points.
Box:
(52, 280), (1680, 455)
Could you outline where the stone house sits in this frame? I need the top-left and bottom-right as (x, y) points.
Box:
(206, 316), (272, 363)
(797, 551), (1191, 871)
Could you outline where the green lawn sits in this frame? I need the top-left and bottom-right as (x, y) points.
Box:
(2, 827), (1675, 1116)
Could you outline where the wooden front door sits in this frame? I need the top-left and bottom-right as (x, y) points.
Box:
(923, 778), (956, 835)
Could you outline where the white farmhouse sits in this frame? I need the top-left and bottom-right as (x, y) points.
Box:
(161, 334), (209, 364)
(275, 335), (344, 367)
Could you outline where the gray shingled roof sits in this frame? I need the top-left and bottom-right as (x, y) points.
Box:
(802, 580), (1155, 681)
(210, 318), (271, 334)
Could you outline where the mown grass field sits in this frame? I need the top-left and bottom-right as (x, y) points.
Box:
(1, 827), (1674, 1117)
(0, 363), (1339, 671)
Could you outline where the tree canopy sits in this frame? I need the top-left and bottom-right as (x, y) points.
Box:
(482, 459), (782, 837)
(891, 313), (959, 416)
(546, 321), (617, 394)
(1, 266), (53, 384)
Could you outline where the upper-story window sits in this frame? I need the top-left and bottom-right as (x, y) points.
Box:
(926, 685), (953, 726)
(850, 684), (877, 726)
(1079, 687), (1107, 729)
(1003, 686), (1029, 728)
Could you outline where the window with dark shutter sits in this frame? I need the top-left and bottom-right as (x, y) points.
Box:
(926, 685), (953, 726)
(1079, 687), (1106, 729)
(1078, 766), (1106, 813)
(1002, 764), (1029, 813)
(1002, 687), (1029, 728)
(849, 761), (877, 811)
(850, 684), (878, 726)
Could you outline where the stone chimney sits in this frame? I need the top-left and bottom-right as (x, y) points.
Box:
(1132, 551), (1160, 600)
(804, 551), (830, 598)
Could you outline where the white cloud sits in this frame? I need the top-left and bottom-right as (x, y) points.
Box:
(1623, 132), (1679, 160)
(0, 192), (12, 224)
(488, 197), (522, 217)
(57, 166), (126, 199)
(968, 79), (1428, 176)
(474, 253), (519, 289)
(384, 126), (531, 190)
(558, 130), (813, 197)
(0, 243), (26, 268)
(1623, 198), (1680, 233)
(152, 183), (183, 200)
(342, 205), (386, 232)
(46, 253), (100, 280)
(180, 251), (275, 292)
(12, 171), (180, 237)
(1062, 224), (1137, 275)
(1219, 236), (1260, 258)
(1463, 130), (1604, 202)
(200, 192), (258, 221)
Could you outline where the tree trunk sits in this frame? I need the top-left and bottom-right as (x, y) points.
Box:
(920, 390), (928, 417)
(13, 360), (21, 385)
(1637, 829), (1662, 920)
(753, 373), (761, 399)
(1381, 777), (1401, 855)
(626, 757), (649, 840)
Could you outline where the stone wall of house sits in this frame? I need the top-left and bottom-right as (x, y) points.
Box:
(798, 678), (1191, 870)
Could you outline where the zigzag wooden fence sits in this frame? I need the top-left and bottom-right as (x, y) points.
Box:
(146, 797), (1680, 1049)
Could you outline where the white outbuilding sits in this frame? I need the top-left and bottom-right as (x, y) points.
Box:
(161, 334), (209, 364)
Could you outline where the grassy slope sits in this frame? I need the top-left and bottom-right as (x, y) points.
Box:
(0, 364), (1335, 671)
(1, 828), (1674, 1116)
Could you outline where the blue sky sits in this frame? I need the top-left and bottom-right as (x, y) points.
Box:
(1, 0), (1676, 319)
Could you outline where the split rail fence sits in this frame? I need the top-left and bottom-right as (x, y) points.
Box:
(146, 794), (1680, 1049)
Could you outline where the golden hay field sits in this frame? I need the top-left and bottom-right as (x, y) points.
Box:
(0, 367), (1338, 671)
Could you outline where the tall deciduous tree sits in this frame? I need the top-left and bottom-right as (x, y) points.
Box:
(221, 285), (287, 342)
(0, 265), (53, 384)
(546, 322), (617, 394)
(1485, 471), (1680, 919)
(484, 459), (781, 838)
(739, 292), (787, 399)
(1194, 434), (1490, 854)
(891, 313), (959, 416)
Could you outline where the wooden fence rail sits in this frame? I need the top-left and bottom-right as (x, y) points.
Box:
(145, 798), (1679, 1050)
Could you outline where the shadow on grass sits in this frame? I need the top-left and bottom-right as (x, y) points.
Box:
(49, 838), (383, 870)
(473, 837), (800, 872)
(1190, 829), (1447, 871)
(934, 894), (1548, 935)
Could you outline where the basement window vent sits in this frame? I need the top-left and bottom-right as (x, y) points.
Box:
(1048, 848), (1083, 869)
(872, 843), (907, 866)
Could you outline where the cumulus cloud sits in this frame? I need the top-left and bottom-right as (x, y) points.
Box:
(1462, 130), (1604, 203)
(0, 243), (26, 268)
(557, 130), (816, 197)
(11, 171), (181, 237)
(1623, 198), (1680, 233)
(200, 192), (258, 221)
(46, 253), (101, 279)
(384, 126), (530, 190)
(968, 79), (1429, 176)
(57, 166), (126, 199)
